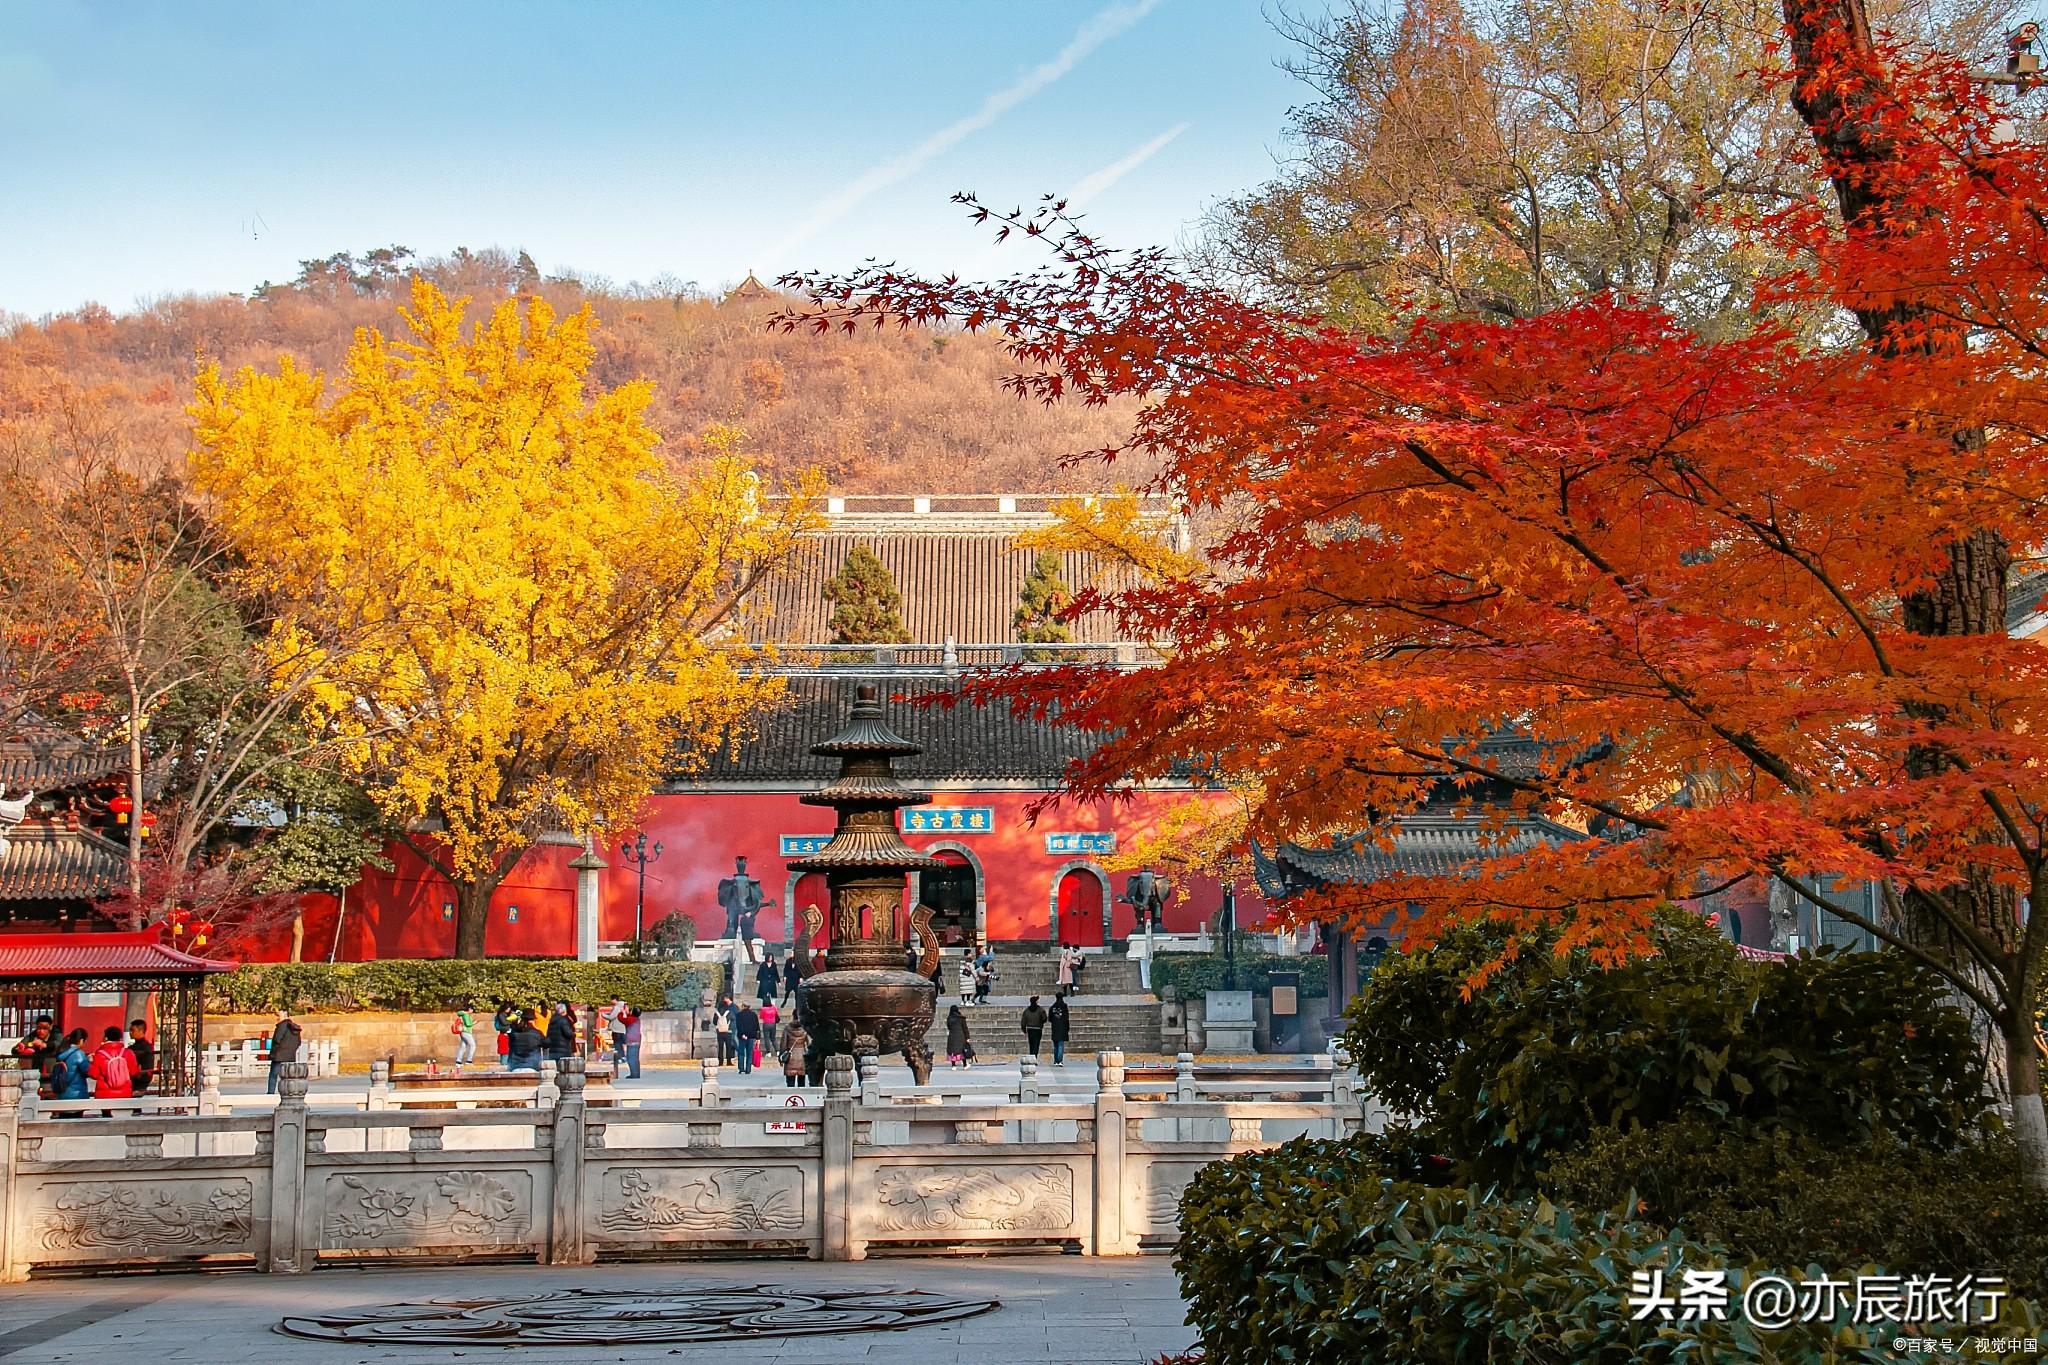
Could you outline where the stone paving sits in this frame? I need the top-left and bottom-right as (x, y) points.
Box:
(0, 1255), (1197, 1365)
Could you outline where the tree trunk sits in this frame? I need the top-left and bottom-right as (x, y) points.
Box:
(289, 914), (304, 963)
(2007, 1016), (2048, 1191)
(124, 677), (144, 919)
(453, 878), (493, 960)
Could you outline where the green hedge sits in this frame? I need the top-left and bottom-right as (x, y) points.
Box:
(1342, 912), (1988, 1189)
(1542, 1120), (2048, 1304)
(1176, 1135), (2043, 1365)
(207, 959), (712, 1014)
(1149, 951), (1327, 999)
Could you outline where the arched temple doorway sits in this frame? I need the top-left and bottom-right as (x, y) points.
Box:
(914, 841), (984, 947)
(1050, 862), (1110, 948)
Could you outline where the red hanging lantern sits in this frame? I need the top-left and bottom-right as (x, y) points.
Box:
(108, 794), (133, 823)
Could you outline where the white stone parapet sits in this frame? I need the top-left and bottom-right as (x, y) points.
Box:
(0, 1052), (1372, 1276)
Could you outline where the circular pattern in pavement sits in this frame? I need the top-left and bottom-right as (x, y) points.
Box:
(276, 1284), (999, 1345)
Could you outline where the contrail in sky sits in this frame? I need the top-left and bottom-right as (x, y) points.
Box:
(963, 122), (1191, 280)
(765, 0), (1166, 267)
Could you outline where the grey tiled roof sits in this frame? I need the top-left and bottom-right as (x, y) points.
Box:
(747, 533), (1136, 645)
(0, 823), (128, 901)
(677, 674), (1100, 785)
(0, 722), (126, 794)
(2009, 571), (2048, 633)
(1252, 812), (1583, 899)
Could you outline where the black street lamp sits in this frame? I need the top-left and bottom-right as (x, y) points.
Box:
(1220, 884), (1239, 991)
(619, 833), (664, 947)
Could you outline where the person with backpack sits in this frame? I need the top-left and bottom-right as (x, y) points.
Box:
(87, 1026), (136, 1114)
(713, 995), (736, 1066)
(451, 1004), (476, 1066)
(126, 1020), (155, 1095)
(268, 1008), (302, 1095)
(51, 1028), (90, 1107)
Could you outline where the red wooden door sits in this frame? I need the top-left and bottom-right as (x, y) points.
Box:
(1056, 868), (1106, 947)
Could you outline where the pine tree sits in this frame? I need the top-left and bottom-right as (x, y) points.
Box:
(823, 545), (911, 649)
(1014, 551), (1074, 661)
(514, 250), (541, 294)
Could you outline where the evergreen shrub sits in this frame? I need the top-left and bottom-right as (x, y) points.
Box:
(1174, 1135), (2039, 1364)
(208, 959), (710, 1014)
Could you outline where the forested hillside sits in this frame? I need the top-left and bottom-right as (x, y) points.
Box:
(0, 246), (1136, 491)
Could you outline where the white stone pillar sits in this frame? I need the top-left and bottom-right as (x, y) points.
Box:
(1092, 1050), (1131, 1255)
(570, 840), (607, 963)
(820, 1055), (859, 1261)
(266, 1061), (310, 1273)
(548, 1058), (589, 1265)
(0, 1072), (35, 1281)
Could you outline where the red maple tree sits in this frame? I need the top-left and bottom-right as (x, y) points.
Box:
(783, 7), (2048, 1185)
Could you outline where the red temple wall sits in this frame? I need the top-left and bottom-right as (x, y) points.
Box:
(257, 788), (1273, 962)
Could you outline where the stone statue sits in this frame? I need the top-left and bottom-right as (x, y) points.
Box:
(716, 856), (763, 941)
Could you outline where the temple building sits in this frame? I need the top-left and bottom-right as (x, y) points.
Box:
(0, 718), (134, 930)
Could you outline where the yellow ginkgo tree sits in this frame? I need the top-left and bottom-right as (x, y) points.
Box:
(191, 280), (821, 957)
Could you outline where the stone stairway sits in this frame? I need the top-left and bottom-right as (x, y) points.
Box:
(921, 950), (1161, 1056)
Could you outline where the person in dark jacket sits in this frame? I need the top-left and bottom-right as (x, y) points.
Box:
(1048, 992), (1072, 1066)
(781, 955), (802, 1005)
(1019, 997), (1047, 1059)
(945, 1005), (971, 1068)
(506, 1011), (545, 1072)
(544, 1003), (577, 1062)
(268, 1008), (302, 1095)
(733, 1002), (760, 1075)
(755, 955), (779, 1005)
(127, 1019), (155, 1094)
(11, 1017), (53, 1076)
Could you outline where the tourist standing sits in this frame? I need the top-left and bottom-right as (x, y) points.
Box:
(781, 955), (802, 1005)
(945, 1005), (971, 1069)
(714, 995), (736, 1065)
(88, 1026), (135, 1114)
(52, 1029), (89, 1105)
(733, 1001), (760, 1075)
(126, 1020), (154, 1095)
(974, 957), (994, 1005)
(545, 1002), (577, 1063)
(1049, 991), (1071, 1066)
(506, 1010), (544, 1072)
(605, 996), (629, 1061)
(1019, 996), (1047, 1060)
(756, 955), (779, 1006)
(957, 958), (976, 1006)
(11, 1018), (53, 1077)
(492, 1001), (513, 1065)
(622, 1007), (643, 1079)
(781, 1021), (809, 1087)
(452, 1003), (476, 1066)
(1055, 944), (1076, 993)
(267, 1008), (301, 1095)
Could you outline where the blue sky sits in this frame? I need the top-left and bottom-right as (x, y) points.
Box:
(0, 1), (1308, 317)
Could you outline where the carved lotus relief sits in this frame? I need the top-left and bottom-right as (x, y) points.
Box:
(33, 1179), (253, 1254)
(597, 1166), (806, 1237)
(324, 1171), (531, 1248)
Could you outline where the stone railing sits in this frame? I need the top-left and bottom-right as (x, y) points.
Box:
(0, 1051), (1372, 1276)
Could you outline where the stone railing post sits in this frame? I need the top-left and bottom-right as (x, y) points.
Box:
(1092, 1050), (1131, 1255)
(266, 1061), (310, 1273)
(858, 1053), (881, 1105)
(537, 1059), (559, 1109)
(547, 1058), (589, 1265)
(699, 1059), (719, 1107)
(0, 1071), (36, 1281)
(820, 1055), (858, 1261)
(1174, 1051), (1196, 1141)
(365, 1059), (394, 1152)
(1017, 1055), (1040, 1143)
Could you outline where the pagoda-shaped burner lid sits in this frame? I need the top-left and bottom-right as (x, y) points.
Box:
(810, 683), (921, 759)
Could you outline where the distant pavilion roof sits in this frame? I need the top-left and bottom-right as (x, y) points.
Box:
(0, 823), (129, 901)
(0, 930), (232, 979)
(0, 719), (127, 793)
(1252, 811), (1585, 900)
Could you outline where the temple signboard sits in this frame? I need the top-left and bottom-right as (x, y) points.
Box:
(1044, 832), (1115, 856)
(900, 808), (993, 835)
